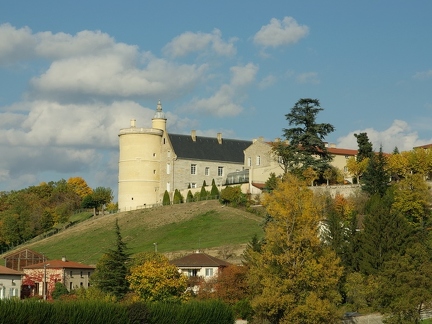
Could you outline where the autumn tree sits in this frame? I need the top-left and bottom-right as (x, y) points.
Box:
(392, 173), (432, 227)
(67, 177), (92, 198)
(272, 98), (335, 176)
(127, 255), (188, 302)
(91, 219), (130, 300)
(247, 174), (343, 323)
(346, 156), (369, 184)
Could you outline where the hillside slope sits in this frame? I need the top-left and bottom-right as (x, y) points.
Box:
(3, 200), (264, 265)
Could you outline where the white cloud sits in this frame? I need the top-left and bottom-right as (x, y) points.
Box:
(253, 17), (309, 48)
(336, 120), (432, 152)
(0, 23), (36, 64)
(296, 72), (320, 84)
(163, 29), (236, 57)
(413, 70), (432, 80)
(230, 63), (259, 86)
(183, 63), (258, 117)
(30, 55), (207, 99)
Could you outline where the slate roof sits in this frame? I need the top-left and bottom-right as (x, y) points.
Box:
(168, 134), (252, 163)
(171, 252), (231, 268)
(23, 260), (95, 270)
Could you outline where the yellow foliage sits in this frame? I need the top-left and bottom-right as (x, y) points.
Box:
(67, 177), (93, 198)
(248, 174), (343, 323)
(127, 257), (188, 302)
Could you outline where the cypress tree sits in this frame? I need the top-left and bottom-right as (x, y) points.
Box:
(186, 190), (194, 202)
(210, 179), (219, 198)
(162, 190), (170, 205)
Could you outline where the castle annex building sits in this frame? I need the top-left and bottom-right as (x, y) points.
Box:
(118, 101), (252, 211)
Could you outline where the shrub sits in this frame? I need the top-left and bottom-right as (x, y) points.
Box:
(162, 190), (170, 206)
(52, 282), (69, 300)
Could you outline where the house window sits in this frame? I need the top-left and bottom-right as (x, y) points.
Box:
(70, 271), (73, 278)
(80, 282), (83, 287)
(278, 156), (283, 164)
(167, 163), (170, 174)
(344, 166), (348, 172)
(167, 150), (171, 157)
(167, 182), (171, 192)
(218, 166), (224, 177)
(205, 268), (214, 277)
(187, 269), (198, 277)
(163, 138), (166, 144)
(191, 164), (197, 175)
(191, 183), (197, 189)
(153, 153), (156, 157)
(247, 157), (251, 167)
(345, 155), (350, 159)
(256, 156), (261, 166)
(69, 282), (72, 291)
(80, 271), (83, 278)
(205, 167), (210, 176)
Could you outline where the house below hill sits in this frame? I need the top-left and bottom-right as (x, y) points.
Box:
(22, 257), (95, 300)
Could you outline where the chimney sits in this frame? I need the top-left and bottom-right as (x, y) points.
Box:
(61, 256), (66, 262)
(191, 130), (197, 142)
(330, 143), (336, 148)
(258, 136), (264, 142)
(217, 133), (222, 144)
(130, 119), (136, 128)
(274, 138), (280, 143)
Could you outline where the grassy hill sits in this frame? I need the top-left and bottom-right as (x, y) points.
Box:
(2, 200), (264, 265)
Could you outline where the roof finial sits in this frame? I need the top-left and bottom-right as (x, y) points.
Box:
(157, 99), (162, 112)
(153, 99), (166, 120)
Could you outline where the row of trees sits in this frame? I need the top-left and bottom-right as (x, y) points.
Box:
(0, 177), (113, 250)
(162, 179), (220, 206)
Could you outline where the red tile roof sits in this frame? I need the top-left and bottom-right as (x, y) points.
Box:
(23, 260), (95, 270)
(327, 147), (358, 156)
(171, 253), (231, 267)
(0, 265), (24, 275)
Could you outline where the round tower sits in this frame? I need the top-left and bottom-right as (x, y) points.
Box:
(118, 101), (167, 211)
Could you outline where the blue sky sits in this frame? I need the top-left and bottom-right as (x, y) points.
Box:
(1, 1), (432, 198)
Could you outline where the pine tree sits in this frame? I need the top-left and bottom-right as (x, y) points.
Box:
(274, 98), (335, 175)
(199, 182), (207, 200)
(357, 191), (412, 275)
(91, 219), (130, 299)
(173, 189), (183, 204)
(354, 132), (373, 162)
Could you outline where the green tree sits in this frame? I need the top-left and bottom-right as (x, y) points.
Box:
(264, 172), (278, 192)
(247, 175), (342, 323)
(219, 186), (247, 207)
(361, 146), (389, 197)
(354, 132), (373, 162)
(273, 98), (335, 175)
(92, 187), (113, 215)
(186, 190), (194, 202)
(173, 189), (183, 204)
(162, 190), (170, 205)
(210, 179), (219, 198)
(358, 191), (412, 275)
(91, 219), (130, 300)
(52, 282), (69, 300)
(127, 255), (188, 302)
(200, 182), (208, 200)
(378, 243), (432, 323)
